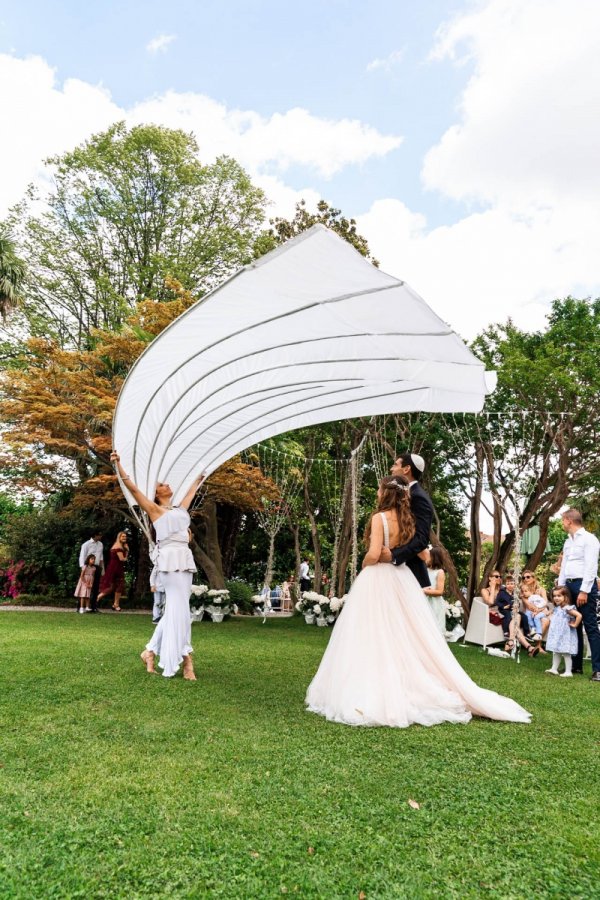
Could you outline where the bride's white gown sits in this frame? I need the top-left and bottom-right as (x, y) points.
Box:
(306, 513), (531, 728)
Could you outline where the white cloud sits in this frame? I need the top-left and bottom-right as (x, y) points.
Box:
(0, 53), (402, 219)
(146, 34), (176, 54)
(357, 199), (600, 339)
(423, 0), (600, 209)
(354, 0), (600, 339)
(128, 92), (402, 178)
(366, 49), (405, 73)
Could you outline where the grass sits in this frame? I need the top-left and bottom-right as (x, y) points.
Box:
(0, 613), (598, 899)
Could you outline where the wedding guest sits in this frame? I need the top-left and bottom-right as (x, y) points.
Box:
(74, 554), (97, 614)
(281, 580), (292, 612)
(520, 569), (548, 602)
(498, 576), (538, 658)
(299, 558), (311, 593)
(545, 586), (582, 677)
(481, 570), (502, 608)
(78, 530), (104, 613)
(521, 584), (550, 645)
(97, 531), (129, 611)
(422, 545), (447, 636)
(558, 508), (600, 680)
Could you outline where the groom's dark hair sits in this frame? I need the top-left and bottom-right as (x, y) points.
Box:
(400, 452), (422, 482)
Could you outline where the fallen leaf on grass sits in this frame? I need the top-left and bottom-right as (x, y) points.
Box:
(407, 799), (420, 810)
(250, 851), (260, 859)
(358, 892), (367, 899)
(307, 847), (315, 855)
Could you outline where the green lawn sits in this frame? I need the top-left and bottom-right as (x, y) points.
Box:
(0, 613), (598, 899)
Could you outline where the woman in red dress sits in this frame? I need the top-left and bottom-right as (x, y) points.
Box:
(98, 531), (129, 611)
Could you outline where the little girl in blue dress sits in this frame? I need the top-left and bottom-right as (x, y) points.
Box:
(545, 586), (582, 677)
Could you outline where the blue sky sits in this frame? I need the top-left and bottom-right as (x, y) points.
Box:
(1, 0), (599, 337)
(0, 0), (471, 225)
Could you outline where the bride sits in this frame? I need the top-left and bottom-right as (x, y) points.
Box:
(306, 475), (531, 727)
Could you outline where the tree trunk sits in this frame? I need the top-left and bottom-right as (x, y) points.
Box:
(303, 472), (322, 592)
(192, 500), (225, 587)
(287, 513), (302, 584)
(467, 444), (484, 602)
(218, 503), (242, 578)
(263, 531), (276, 588)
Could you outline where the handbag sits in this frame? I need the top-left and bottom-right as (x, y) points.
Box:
(489, 610), (503, 626)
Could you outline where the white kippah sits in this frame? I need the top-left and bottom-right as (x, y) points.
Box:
(411, 453), (425, 473)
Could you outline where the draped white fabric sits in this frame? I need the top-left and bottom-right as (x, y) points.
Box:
(113, 225), (494, 505)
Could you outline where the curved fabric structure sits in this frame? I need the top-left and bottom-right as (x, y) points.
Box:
(113, 224), (494, 505)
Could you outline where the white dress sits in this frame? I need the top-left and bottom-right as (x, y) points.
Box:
(305, 513), (531, 728)
(146, 507), (197, 677)
(426, 567), (447, 636)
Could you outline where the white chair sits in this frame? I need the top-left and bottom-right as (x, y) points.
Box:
(464, 597), (506, 647)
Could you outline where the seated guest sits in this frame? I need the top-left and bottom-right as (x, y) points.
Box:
(481, 570), (502, 608)
(520, 569), (548, 602)
(521, 584), (550, 642)
(495, 576), (515, 639)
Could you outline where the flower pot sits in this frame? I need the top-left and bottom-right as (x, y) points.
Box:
(304, 613), (316, 625)
(316, 616), (328, 627)
(327, 615), (336, 624)
(211, 612), (225, 623)
(190, 608), (204, 622)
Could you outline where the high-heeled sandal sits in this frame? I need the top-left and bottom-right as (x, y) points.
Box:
(140, 650), (157, 673)
(527, 645), (540, 658)
(111, 605), (121, 612)
(182, 655), (196, 681)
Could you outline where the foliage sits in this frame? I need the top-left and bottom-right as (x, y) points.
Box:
(0, 226), (25, 319)
(256, 199), (379, 265)
(0, 614), (598, 898)
(225, 578), (255, 614)
(7, 122), (266, 347)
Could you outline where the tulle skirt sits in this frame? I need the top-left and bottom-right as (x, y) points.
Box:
(306, 564), (531, 728)
(146, 571), (193, 677)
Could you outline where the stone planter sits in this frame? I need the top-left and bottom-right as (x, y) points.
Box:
(327, 615), (336, 625)
(210, 611), (225, 623)
(304, 613), (316, 625)
(190, 608), (204, 622)
(316, 616), (328, 627)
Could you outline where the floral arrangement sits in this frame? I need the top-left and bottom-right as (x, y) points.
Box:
(189, 584), (234, 621)
(252, 593), (271, 616)
(444, 599), (464, 629)
(297, 591), (346, 625)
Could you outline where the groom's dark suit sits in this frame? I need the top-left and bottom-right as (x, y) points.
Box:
(390, 482), (434, 588)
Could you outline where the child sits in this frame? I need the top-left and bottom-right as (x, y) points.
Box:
(75, 554), (96, 613)
(150, 563), (166, 624)
(521, 585), (549, 641)
(545, 586), (582, 677)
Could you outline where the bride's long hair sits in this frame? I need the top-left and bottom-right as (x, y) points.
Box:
(363, 475), (416, 547)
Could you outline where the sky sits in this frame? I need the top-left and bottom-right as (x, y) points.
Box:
(1, 0), (599, 339)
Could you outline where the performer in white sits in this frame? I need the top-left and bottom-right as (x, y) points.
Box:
(111, 451), (203, 680)
(306, 475), (531, 727)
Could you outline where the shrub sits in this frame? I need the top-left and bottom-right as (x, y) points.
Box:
(225, 578), (255, 614)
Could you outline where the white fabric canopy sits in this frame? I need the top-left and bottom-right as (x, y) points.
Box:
(113, 224), (494, 505)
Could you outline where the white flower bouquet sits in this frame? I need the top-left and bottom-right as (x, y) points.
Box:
(444, 599), (464, 628)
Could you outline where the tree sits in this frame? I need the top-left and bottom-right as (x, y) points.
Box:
(0, 284), (277, 589)
(255, 199), (379, 265)
(464, 297), (600, 589)
(8, 123), (266, 348)
(0, 227), (25, 318)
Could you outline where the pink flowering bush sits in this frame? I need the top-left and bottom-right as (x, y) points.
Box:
(0, 560), (27, 599)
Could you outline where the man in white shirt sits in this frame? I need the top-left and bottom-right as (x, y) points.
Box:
(558, 509), (600, 680)
(299, 559), (311, 593)
(79, 531), (104, 613)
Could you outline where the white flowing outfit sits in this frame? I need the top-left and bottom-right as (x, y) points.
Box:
(426, 566), (447, 636)
(306, 513), (531, 728)
(145, 507), (196, 677)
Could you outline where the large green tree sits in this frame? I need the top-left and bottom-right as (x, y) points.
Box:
(0, 227), (25, 319)
(8, 122), (266, 347)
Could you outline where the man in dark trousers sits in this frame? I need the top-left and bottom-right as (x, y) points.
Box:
(379, 452), (433, 588)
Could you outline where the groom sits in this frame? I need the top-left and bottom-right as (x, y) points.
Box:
(379, 452), (434, 588)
